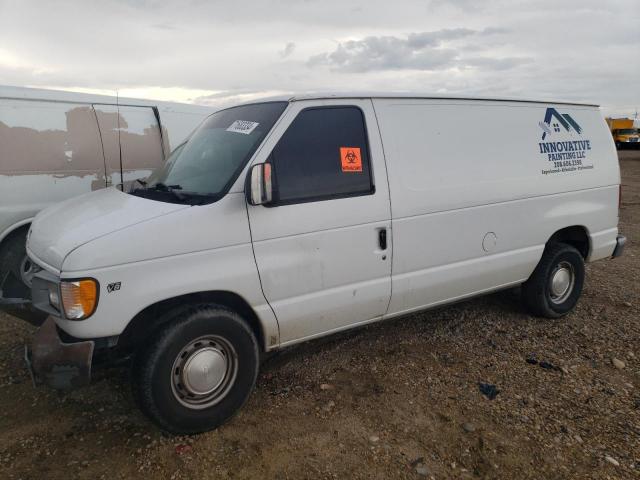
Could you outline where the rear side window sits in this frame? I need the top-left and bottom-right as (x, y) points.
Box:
(270, 106), (374, 204)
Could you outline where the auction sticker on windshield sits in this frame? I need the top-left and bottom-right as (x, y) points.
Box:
(227, 120), (260, 135)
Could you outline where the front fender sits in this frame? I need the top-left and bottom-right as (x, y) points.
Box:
(49, 243), (279, 349)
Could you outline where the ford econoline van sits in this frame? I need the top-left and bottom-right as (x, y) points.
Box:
(25, 94), (625, 434)
(0, 86), (213, 319)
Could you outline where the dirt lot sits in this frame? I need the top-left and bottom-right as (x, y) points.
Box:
(1, 151), (638, 480)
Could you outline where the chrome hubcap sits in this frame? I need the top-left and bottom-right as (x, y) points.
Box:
(183, 348), (227, 395)
(549, 261), (575, 304)
(171, 335), (238, 410)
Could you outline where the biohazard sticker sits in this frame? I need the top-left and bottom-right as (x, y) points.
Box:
(226, 120), (260, 135)
(340, 147), (362, 172)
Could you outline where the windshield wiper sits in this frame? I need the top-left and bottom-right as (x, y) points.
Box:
(135, 178), (147, 187)
(159, 183), (182, 190)
(152, 182), (187, 201)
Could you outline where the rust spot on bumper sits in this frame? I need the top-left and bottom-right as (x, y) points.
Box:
(26, 317), (94, 390)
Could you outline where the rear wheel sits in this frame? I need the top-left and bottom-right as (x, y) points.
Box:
(521, 243), (584, 318)
(132, 305), (260, 434)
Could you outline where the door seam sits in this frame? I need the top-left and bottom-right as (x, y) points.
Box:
(91, 105), (109, 188)
(370, 99), (394, 316)
(243, 199), (281, 349)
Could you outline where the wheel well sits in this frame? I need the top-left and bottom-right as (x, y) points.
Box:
(547, 226), (590, 259)
(118, 291), (266, 352)
(0, 224), (30, 277)
(0, 224), (30, 252)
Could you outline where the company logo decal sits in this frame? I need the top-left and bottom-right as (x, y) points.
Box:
(537, 108), (593, 175)
(538, 108), (582, 140)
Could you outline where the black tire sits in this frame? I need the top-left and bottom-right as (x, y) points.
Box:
(521, 243), (585, 318)
(132, 304), (260, 434)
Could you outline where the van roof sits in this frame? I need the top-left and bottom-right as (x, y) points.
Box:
(267, 92), (598, 108)
(0, 85), (214, 113)
(0, 85), (599, 110)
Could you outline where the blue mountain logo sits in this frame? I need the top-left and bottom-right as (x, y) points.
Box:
(538, 108), (582, 140)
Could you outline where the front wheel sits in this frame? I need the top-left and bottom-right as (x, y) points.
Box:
(521, 243), (585, 318)
(132, 305), (260, 434)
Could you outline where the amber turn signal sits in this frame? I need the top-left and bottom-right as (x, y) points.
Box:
(60, 279), (98, 320)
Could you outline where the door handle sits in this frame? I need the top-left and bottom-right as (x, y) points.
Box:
(378, 228), (387, 250)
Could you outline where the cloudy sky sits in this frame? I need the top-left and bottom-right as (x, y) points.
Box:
(0, 0), (638, 116)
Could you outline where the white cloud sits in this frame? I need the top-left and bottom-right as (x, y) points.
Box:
(306, 28), (528, 73)
(0, 0), (638, 117)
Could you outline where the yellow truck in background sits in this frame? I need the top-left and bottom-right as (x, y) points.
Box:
(606, 117), (640, 149)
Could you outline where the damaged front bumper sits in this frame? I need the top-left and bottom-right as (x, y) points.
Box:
(24, 317), (94, 390)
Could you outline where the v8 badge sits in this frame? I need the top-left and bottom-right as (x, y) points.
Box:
(107, 282), (121, 293)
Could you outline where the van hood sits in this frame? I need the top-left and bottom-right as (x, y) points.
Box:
(28, 187), (189, 271)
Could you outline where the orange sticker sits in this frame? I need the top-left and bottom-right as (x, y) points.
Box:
(340, 147), (363, 172)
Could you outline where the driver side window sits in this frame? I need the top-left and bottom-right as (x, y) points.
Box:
(269, 106), (374, 205)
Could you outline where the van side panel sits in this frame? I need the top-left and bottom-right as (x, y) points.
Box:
(373, 99), (619, 316)
(0, 99), (105, 240)
(387, 186), (617, 316)
(373, 100), (619, 216)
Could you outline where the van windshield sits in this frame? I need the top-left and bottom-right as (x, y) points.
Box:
(131, 101), (287, 204)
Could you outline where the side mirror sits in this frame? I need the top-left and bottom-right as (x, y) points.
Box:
(247, 163), (273, 206)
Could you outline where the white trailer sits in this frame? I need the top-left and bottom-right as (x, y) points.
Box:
(0, 85), (213, 315)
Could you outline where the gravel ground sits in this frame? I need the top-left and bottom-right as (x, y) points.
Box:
(0, 151), (638, 480)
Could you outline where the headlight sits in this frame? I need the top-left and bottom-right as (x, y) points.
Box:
(48, 284), (61, 310)
(60, 279), (98, 320)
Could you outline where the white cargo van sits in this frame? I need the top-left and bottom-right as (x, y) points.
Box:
(0, 85), (213, 317)
(25, 94), (625, 434)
